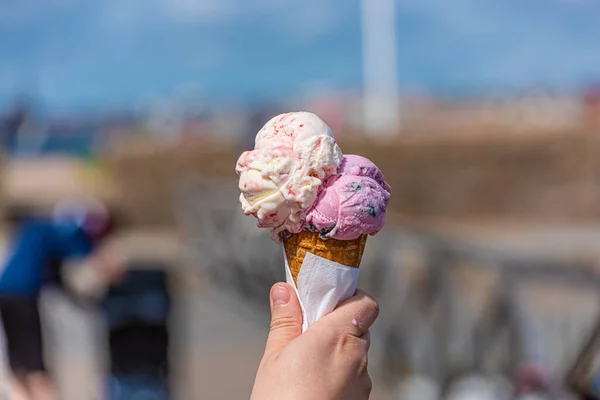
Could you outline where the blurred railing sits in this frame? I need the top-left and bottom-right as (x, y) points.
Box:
(365, 227), (600, 387)
(174, 179), (600, 392)
(174, 178), (284, 309)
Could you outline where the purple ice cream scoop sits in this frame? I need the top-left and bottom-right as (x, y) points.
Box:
(304, 155), (391, 240)
(338, 155), (391, 193)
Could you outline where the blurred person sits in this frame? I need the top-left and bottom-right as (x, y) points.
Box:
(251, 283), (378, 400)
(0, 197), (122, 400)
(101, 267), (171, 400)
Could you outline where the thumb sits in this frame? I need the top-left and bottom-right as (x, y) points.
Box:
(264, 283), (303, 359)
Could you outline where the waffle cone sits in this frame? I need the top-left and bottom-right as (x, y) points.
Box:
(284, 231), (367, 285)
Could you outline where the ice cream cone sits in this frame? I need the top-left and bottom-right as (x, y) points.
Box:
(284, 230), (367, 285)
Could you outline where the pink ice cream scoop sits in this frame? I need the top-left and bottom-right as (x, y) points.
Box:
(304, 155), (391, 240)
(338, 155), (391, 193)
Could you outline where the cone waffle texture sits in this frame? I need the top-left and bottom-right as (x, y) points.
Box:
(284, 231), (367, 285)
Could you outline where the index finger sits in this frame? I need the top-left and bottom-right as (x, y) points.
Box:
(315, 289), (379, 338)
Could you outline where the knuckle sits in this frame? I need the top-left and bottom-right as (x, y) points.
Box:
(367, 298), (380, 319)
(334, 330), (360, 352)
(335, 334), (369, 369)
(270, 315), (299, 331)
(335, 330), (352, 349)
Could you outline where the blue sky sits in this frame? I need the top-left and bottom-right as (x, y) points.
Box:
(1, 0), (599, 112)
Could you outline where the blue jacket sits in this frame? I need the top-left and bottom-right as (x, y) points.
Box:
(0, 219), (94, 298)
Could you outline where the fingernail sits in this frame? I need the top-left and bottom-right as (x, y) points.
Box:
(272, 284), (290, 306)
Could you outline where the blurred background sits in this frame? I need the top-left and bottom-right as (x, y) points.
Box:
(1, 0), (600, 399)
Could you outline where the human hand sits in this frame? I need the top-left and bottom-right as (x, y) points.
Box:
(91, 250), (126, 284)
(62, 252), (124, 302)
(251, 283), (379, 400)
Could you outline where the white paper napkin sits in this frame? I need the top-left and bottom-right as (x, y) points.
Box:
(283, 247), (360, 332)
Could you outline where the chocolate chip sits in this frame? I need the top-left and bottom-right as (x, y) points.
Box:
(366, 204), (377, 217)
(350, 182), (361, 191)
(319, 224), (336, 238)
(307, 223), (319, 232)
